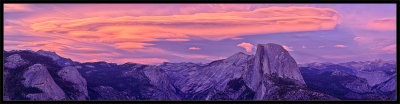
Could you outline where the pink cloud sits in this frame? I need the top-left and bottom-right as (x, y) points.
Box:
(4, 4), (32, 12)
(179, 4), (252, 15)
(334, 45), (347, 48)
(353, 36), (362, 41)
(4, 26), (17, 36)
(114, 42), (154, 50)
(164, 38), (190, 41)
(365, 17), (396, 31)
(237, 42), (254, 52)
(188, 47), (201, 50)
(282, 45), (294, 51)
(381, 44), (396, 54)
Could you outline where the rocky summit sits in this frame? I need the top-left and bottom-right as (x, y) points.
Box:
(3, 43), (396, 100)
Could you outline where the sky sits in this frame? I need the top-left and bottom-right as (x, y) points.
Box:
(4, 4), (396, 65)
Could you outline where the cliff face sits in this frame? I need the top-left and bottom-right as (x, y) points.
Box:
(254, 43), (305, 85)
(57, 66), (89, 100)
(244, 43), (307, 100)
(22, 64), (66, 100)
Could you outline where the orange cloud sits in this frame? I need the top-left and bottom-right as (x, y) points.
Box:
(6, 6), (341, 64)
(237, 42), (254, 52)
(334, 45), (347, 48)
(365, 17), (396, 31)
(282, 45), (294, 51)
(17, 41), (69, 52)
(4, 4), (32, 12)
(26, 6), (339, 50)
(114, 42), (154, 50)
(188, 47), (201, 50)
(164, 38), (190, 41)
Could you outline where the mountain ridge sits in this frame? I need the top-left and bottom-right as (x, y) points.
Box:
(3, 43), (396, 100)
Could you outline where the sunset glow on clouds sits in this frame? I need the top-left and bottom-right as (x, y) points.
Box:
(4, 4), (396, 64)
(237, 42), (254, 52)
(382, 44), (396, 54)
(334, 45), (347, 48)
(189, 47), (201, 50)
(4, 4), (32, 12)
(365, 17), (396, 31)
(282, 45), (294, 51)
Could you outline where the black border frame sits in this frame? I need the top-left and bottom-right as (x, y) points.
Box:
(1, 0), (399, 104)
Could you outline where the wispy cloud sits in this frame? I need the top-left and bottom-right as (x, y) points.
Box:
(4, 4), (32, 12)
(188, 47), (201, 50)
(381, 44), (396, 54)
(334, 45), (347, 48)
(282, 45), (294, 51)
(365, 17), (396, 31)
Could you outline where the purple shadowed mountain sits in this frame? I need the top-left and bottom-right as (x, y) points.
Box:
(3, 43), (396, 100)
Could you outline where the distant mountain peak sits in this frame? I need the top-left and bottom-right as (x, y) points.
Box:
(36, 50), (61, 60)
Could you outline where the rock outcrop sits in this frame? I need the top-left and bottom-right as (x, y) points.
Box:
(57, 66), (89, 100)
(22, 64), (66, 100)
(5, 54), (29, 69)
